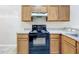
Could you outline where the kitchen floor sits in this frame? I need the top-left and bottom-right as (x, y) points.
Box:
(0, 46), (16, 54)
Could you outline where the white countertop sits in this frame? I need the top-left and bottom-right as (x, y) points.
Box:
(17, 29), (31, 33)
(62, 33), (79, 42)
(48, 30), (79, 41)
(17, 29), (79, 42)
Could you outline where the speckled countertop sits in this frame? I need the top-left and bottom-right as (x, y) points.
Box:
(17, 29), (79, 42)
(48, 29), (79, 42)
(62, 33), (79, 42)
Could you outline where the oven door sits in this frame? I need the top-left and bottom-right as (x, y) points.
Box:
(29, 36), (48, 47)
(33, 37), (46, 46)
(29, 35), (50, 54)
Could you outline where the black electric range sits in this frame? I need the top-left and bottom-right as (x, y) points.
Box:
(29, 25), (50, 54)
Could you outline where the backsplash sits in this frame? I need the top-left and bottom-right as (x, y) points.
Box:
(32, 16), (46, 25)
(21, 16), (69, 30)
(63, 27), (79, 33)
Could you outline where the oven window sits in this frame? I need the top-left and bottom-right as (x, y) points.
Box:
(33, 38), (46, 46)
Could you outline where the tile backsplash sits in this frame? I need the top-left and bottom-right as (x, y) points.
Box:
(31, 16), (69, 29)
(21, 18), (69, 30)
(32, 16), (46, 25)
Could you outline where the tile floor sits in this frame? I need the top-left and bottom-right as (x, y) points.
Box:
(0, 46), (16, 54)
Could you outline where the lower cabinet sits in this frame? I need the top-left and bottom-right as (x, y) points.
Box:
(17, 39), (28, 54)
(50, 34), (60, 54)
(62, 40), (76, 54)
(62, 35), (76, 54)
(50, 39), (59, 54)
(77, 42), (79, 54)
(17, 33), (79, 54)
(17, 33), (29, 54)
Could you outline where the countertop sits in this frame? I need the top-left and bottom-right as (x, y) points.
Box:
(48, 29), (79, 42)
(62, 33), (79, 42)
(17, 29), (79, 42)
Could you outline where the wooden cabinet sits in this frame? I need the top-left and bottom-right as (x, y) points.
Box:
(17, 33), (29, 54)
(77, 42), (79, 54)
(32, 6), (47, 13)
(22, 5), (32, 22)
(62, 35), (76, 54)
(48, 5), (58, 21)
(21, 5), (70, 22)
(50, 34), (60, 54)
(59, 5), (70, 21)
(48, 5), (70, 21)
(62, 40), (76, 54)
(62, 35), (76, 46)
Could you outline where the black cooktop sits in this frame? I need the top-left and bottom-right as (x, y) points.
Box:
(30, 25), (49, 33)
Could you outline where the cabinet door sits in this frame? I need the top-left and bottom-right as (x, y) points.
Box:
(17, 39), (28, 54)
(50, 39), (59, 54)
(59, 5), (70, 21)
(32, 6), (47, 13)
(62, 40), (76, 54)
(22, 5), (32, 22)
(62, 35), (76, 46)
(77, 42), (79, 54)
(48, 5), (58, 21)
(40, 6), (47, 13)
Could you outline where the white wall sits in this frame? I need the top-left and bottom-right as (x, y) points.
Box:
(0, 5), (32, 45)
(0, 5), (20, 45)
(68, 5), (79, 29)
(0, 5), (79, 45)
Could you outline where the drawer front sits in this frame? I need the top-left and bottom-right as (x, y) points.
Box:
(62, 35), (76, 46)
(50, 34), (59, 39)
(17, 38), (28, 40)
(17, 34), (28, 39)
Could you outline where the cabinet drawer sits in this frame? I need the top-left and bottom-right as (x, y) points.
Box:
(17, 38), (28, 40)
(50, 34), (59, 39)
(17, 34), (28, 39)
(62, 35), (76, 46)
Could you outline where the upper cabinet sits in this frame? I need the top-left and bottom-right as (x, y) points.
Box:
(22, 5), (32, 22)
(58, 5), (70, 21)
(48, 5), (70, 21)
(48, 5), (59, 21)
(21, 5), (70, 22)
(32, 5), (47, 13)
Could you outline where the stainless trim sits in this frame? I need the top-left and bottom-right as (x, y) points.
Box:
(31, 13), (48, 16)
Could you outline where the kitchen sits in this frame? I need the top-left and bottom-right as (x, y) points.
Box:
(0, 5), (79, 54)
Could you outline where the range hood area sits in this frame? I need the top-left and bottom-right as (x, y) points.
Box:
(31, 12), (48, 16)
